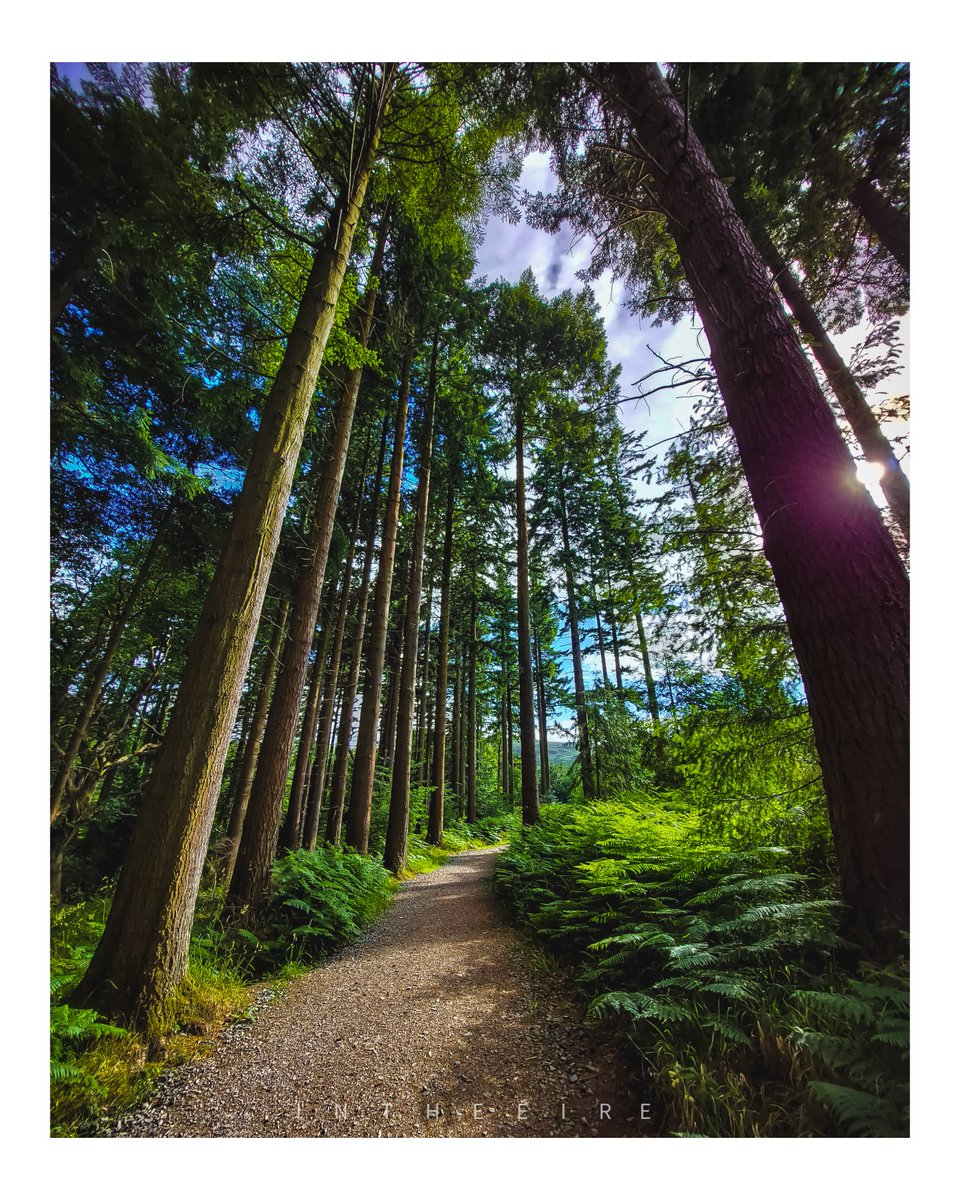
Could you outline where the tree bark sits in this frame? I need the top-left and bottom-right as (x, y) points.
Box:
(428, 476), (455, 844)
(229, 214), (390, 913)
(609, 604), (624, 692)
(415, 569), (435, 786)
(533, 622), (551, 798)
(384, 337), (438, 870)
(634, 604), (661, 730)
(506, 675), (514, 802)
(607, 63), (910, 951)
(285, 423), (377, 851)
(279, 576), (339, 853)
(344, 350), (412, 852)
(220, 600), (290, 892)
(450, 631), (462, 815)
(313, 412), (389, 848)
(849, 177), (909, 273)
(757, 229), (909, 544)
(514, 403), (539, 826)
(70, 70), (394, 1023)
(380, 584), (406, 770)
(593, 595), (611, 689)
(466, 589), (478, 823)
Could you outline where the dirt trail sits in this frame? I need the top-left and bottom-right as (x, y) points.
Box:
(116, 848), (650, 1138)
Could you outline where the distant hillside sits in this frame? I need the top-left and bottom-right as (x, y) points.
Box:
(509, 740), (578, 766)
(545, 740), (578, 766)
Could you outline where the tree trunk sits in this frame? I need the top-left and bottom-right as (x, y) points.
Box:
(634, 605), (661, 730)
(344, 349), (412, 852)
(281, 626), (329, 853)
(415, 570), (435, 786)
(466, 589), (478, 823)
(70, 70), (394, 1023)
(229, 217), (390, 912)
(607, 63), (909, 951)
(51, 500), (174, 826)
(321, 417), (391, 849)
(384, 338), (438, 870)
(500, 684), (509, 797)
(758, 229), (909, 544)
(380, 587), (406, 770)
(221, 600), (290, 892)
(593, 600), (611, 689)
(506, 676), (514, 802)
(286, 424), (377, 851)
(279, 578), (338, 853)
(533, 622), (551, 798)
(450, 631), (462, 816)
(849, 177), (909, 273)
(219, 693), (254, 825)
(514, 404), (539, 826)
(428, 477), (455, 844)
(609, 606), (624, 692)
(558, 471), (594, 798)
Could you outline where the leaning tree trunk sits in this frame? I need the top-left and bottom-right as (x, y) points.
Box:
(384, 339), (438, 870)
(343, 351), (412, 852)
(229, 217), (390, 914)
(284, 427), (375, 852)
(606, 62), (910, 952)
(70, 69), (394, 1023)
(849, 177), (909, 273)
(514, 401), (539, 826)
(756, 228), (909, 544)
(428, 476), (455, 845)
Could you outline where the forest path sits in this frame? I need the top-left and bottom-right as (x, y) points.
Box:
(116, 847), (647, 1138)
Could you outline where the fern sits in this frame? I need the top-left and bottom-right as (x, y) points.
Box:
(495, 796), (909, 1138)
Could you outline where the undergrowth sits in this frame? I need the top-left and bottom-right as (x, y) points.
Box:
(495, 797), (908, 1138)
(51, 823), (501, 1136)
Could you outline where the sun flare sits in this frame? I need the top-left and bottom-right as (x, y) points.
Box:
(855, 460), (887, 487)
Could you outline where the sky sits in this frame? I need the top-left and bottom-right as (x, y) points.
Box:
(473, 151), (909, 492)
(473, 151), (709, 458)
(469, 150), (910, 732)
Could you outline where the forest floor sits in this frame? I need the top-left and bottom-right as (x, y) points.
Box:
(112, 847), (651, 1138)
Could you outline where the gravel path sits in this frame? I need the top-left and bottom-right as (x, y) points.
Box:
(115, 848), (650, 1138)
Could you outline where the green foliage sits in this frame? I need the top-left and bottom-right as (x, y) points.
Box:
(229, 847), (396, 970)
(496, 798), (908, 1137)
